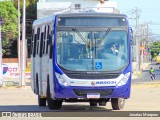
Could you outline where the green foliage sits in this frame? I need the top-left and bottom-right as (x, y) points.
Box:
(149, 41), (160, 58)
(0, 0), (37, 58)
(0, 1), (18, 38)
(13, 0), (37, 19)
(0, 1), (18, 56)
(13, 0), (37, 58)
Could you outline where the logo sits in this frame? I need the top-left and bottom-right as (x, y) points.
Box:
(95, 62), (102, 70)
(91, 81), (95, 86)
(2, 64), (8, 74)
(96, 81), (116, 85)
(2, 112), (11, 118)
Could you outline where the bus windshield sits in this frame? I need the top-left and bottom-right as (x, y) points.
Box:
(56, 29), (128, 71)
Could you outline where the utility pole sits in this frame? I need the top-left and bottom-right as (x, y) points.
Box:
(18, 0), (22, 86)
(0, 17), (3, 85)
(135, 7), (141, 72)
(21, 0), (26, 86)
(130, 10), (136, 62)
(146, 22), (151, 63)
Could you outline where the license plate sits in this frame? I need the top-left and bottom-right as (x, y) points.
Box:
(87, 93), (100, 98)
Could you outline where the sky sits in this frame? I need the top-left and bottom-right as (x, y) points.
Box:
(1, 0), (160, 38)
(112, 0), (160, 38)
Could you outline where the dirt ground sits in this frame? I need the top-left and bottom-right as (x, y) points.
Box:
(124, 82), (160, 111)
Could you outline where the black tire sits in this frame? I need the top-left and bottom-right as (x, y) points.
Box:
(111, 98), (125, 110)
(47, 81), (62, 110)
(89, 101), (97, 106)
(37, 75), (46, 106)
(99, 101), (106, 106)
(38, 95), (46, 106)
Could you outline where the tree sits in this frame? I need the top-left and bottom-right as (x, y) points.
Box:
(1, 0), (37, 58)
(13, 0), (38, 58)
(0, 1), (18, 56)
(149, 41), (160, 58)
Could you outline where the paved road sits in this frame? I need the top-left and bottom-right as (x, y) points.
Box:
(0, 83), (160, 120)
(132, 63), (160, 83)
(0, 64), (160, 119)
(0, 83), (160, 112)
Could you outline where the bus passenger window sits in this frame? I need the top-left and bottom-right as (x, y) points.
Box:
(37, 41), (39, 54)
(31, 29), (34, 55)
(33, 34), (37, 57)
(40, 32), (44, 57)
(37, 28), (40, 40)
(44, 26), (46, 40)
(46, 40), (48, 54)
(43, 41), (45, 54)
(47, 25), (50, 39)
(49, 45), (53, 59)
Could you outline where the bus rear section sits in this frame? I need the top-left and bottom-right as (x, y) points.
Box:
(31, 12), (132, 110)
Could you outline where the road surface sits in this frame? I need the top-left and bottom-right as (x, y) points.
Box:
(0, 63), (160, 119)
(0, 82), (160, 112)
(132, 63), (160, 83)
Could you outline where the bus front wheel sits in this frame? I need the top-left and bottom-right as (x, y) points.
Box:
(47, 82), (62, 110)
(111, 98), (125, 110)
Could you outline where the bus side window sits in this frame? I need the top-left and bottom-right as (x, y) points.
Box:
(43, 41), (45, 54)
(40, 32), (44, 57)
(36, 28), (40, 54)
(31, 28), (34, 55)
(49, 30), (53, 59)
(43, 26), (47, 54)
(46, 40), (49, 54)
(33, 33), (37, 57)
(49, 45), (53, 59)
(46, 25), (50, 54)
(37, 41), (39, 54)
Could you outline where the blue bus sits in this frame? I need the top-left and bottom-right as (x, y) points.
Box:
(31, 12), (132, 110)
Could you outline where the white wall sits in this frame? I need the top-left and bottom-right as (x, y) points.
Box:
(37, 0), (118, 18)
(2, 63), (31, 79)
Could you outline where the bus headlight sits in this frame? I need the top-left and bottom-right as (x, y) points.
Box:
(117, 72), (130, 86)
(55, 73), (70, 86)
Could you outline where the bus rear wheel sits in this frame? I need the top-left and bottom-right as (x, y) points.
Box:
(99, 101), (106, 106)
(89, 101), (98, 106)
(37, 77), (46, 106)
(38, 95), (46, 106)
(111, 98), (125, 110)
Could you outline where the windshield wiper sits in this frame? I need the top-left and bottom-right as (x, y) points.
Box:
(72, 28), (87, 44)
(95, 28), (111, 48)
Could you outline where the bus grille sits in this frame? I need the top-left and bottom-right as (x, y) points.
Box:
(66, 73), (119, 79)
(73, 89), (114, 97)
(58, 65), (120, 79)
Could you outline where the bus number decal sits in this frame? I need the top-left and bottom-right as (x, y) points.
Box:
(96, 81), (116, 85)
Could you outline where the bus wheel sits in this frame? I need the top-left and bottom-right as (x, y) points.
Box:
(99, 101), (106, 106)
(38, 95), (46, 106)
(37, 76), (46, 106)
(111, 98), (125, 110)
(89, 101), (98, 106)
(47, 82), (62, 110)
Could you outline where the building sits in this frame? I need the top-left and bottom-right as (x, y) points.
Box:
(37, 0), (119, 18)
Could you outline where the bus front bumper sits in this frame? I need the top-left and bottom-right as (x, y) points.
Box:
(53, 84), (130, 99)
